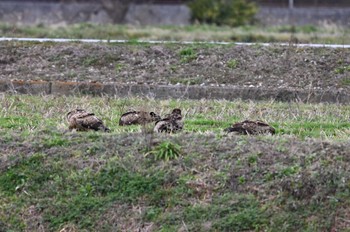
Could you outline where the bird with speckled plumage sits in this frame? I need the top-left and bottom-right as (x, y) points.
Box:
(154, 108), (183, 133)
(67, 109), (110, 132)
(119, 110), (161, 126)
(224, 120), (275, 135)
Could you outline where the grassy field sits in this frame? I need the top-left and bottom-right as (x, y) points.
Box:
(1, 23), (349, 44)
(1, 95), (350, 138)
(1, 94), (350, 231)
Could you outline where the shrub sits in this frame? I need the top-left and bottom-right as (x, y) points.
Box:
(145, 141), (182, 161)
(188, 0), (258, 27)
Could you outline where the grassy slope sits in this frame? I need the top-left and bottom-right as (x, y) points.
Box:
(1, 23), (349, 44)
(1, 95), (350, 231)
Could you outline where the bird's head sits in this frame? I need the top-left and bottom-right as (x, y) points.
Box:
(223, 127), (234, 133)
(171, 108), (182, 115)
(150, 112), (161, 121)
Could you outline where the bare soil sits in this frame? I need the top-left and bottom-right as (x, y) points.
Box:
(1, 41), (350, 93)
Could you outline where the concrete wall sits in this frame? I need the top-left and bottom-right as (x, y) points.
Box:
(0, 2), (190, 25)
(256, 7), (350, 26)
(0, 1), (348, 26)
(125, 4), (190, 26)
(0, 2), (112, 25)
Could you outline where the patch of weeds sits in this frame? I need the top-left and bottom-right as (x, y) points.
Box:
(47, 54), (64, 62)
(305, 153), (317, 165)
(274, 25), (297, 33)
(169, 76), (202, 85)
(67, 71), (77, 79)
(82, 53), (120, 67)
(283, 122), (350, 138)
(143, 207), (162, 221)
(170, 65), (177, 72)
(298, 25), (318, 33)
(0, 117), (33, 129)
(334, 65), (350, 74)
(83, 56), (99, 67)
(182, 193), (268, 231)
(227, 58), (238, 69)
(280, 165), (300, 177)
(145, 141), (181, 161)
(340, 77), (350, 86)
(93, 164), (166, 202)
(44, 194), (107, 230)
(273, 25), (318, 34)
(43, 164), (167, 230)
(114, 63), (123, 73)
(247, 154), (258, 165)
(168, 77), (183, 85)
(43, 134), (70, 148)
(238, 176), (246, 184)
(276, 141), (287, 153)
(0, 153), (52, 195)
(264, 172), (275, 182)
(179, 47), (197, 63)
(125, 39), (142, 45)
(86, 145), (100, 155)
(185, 118), (226, 131)
(0, 206), (25, 231)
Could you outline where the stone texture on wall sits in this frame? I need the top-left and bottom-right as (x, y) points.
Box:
(256, 7), (350, 26)
(0, 1), (190, 25)
(0, 2), (112, 25)
(125, 4), (190, 26)
(0, 1), (348, 26)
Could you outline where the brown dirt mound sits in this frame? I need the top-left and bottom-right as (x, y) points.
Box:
(1, 42), (350, 93)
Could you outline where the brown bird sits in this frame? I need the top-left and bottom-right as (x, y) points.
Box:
(119, 111), (161, 126)
(67, 109), (110, 132)
(154, 108), (183, 133)
(224, 120), (275, 135)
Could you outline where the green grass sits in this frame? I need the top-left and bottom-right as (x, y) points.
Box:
(145, 141), (182, 161)
(1, 23), (349, 44)
(227, 58), (238, 69)
(0, 95), (350, 139)
(1, 94), (350, 231)
(335, 65), (350, 74)
(179, 47), (198, 63)
(341, 77), (350, 86)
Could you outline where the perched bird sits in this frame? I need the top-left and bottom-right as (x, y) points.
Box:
(154, 108), (183, 133)
(119, 111), (161, 126)
(224, 120), (275, 135)
(66, 109), (110, 132)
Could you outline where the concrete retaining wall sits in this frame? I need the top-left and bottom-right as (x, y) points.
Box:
(0, 80), (349, 104)
(0, 1), (349, 26)
(0, 2), (190, 25)
(256, 7), (350, 26)
(0, 2), (112, 25)
(125, 4), (190, 26)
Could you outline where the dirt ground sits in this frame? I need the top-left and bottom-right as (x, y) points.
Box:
(1, 41), (350, 93)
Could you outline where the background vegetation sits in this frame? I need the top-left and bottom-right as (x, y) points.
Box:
(188, 0), (257, 27)
(1, 22), (349, 44)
